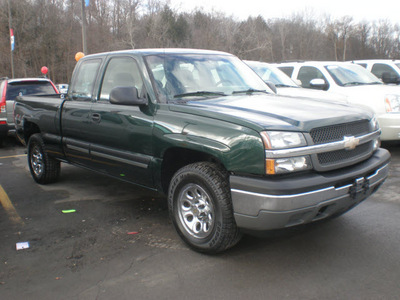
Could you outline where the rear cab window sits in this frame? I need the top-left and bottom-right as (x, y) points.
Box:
(70, 59), (102, 101)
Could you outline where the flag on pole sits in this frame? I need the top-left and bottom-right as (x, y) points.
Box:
(85, 0), (89, 6)
(10, 29), (14, 51)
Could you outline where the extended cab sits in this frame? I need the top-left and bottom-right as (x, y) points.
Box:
(14, 49), (390, 253)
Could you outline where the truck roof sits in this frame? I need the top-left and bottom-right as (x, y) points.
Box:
(83, 48), (233, 59)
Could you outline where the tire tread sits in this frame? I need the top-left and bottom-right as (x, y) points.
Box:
(168, 162), (242, 253)
(28, 133), (60, 184)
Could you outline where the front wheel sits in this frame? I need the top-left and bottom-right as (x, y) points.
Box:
(27, 133), (60, 184)
(168, 162), (242, 253)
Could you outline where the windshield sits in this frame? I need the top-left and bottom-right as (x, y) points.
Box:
(246, 61), (298, 87)
(144, 53), (269, 102)
(325, 64), (382, 86)
(395, 63), (400, 70)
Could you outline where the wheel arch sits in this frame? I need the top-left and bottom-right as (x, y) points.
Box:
(160, 147), (225, 194)
(18, 120), (41, 145)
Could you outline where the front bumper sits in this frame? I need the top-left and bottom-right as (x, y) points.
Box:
(230, 148), (390, 231)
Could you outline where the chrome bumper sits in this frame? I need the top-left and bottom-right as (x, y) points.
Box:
(230, 148), (390, 231)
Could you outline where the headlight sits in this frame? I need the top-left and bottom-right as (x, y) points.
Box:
(261, 131), (311, 174)
(385, 95), (400, 112)
(260, 131), (307, 149)
(266, 156), (312, 174)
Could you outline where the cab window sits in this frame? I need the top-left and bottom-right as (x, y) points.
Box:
(371, 63), (397, 79)
(70, 59), (101, 101)
(278, 66), (294, 77)
(297, 66), (326, 88)
(99, 57), (144, 102)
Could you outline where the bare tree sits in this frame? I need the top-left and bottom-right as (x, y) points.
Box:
(325, 16), (354, 61)
(1, 0), (400, 83)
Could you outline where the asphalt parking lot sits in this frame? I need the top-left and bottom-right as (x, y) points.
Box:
(1, 138), (400, 300)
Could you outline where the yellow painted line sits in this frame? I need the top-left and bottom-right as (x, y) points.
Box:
(0, 154), (26, 159)
(0, 185), (24, 225)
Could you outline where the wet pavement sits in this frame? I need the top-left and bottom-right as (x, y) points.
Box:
(1, 137), (399, 299)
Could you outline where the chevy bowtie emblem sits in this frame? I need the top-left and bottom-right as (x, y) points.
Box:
(343, 136), (360, 150)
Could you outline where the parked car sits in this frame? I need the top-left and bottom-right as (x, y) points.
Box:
(14, 49), (390, 253)
(245, 60), (347, 103)
(351, 59), (400, 84)
(276, 61), (400, 141)
(0, 77), (59, 144)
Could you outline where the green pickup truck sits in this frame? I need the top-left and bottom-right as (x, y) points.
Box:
(14, 49), (391, 253)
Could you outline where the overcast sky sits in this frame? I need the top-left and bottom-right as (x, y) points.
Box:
(169, 0), (400, 24)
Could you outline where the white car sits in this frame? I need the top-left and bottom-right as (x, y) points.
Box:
(245, 60), (347, 103)
(276, 61), (400, 141)
(350, 59), (400, 85)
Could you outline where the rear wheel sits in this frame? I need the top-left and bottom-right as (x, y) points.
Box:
(27, 133), (60, 184)
(168, 162), (242, 253)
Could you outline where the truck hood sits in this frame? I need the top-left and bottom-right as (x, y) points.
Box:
(170, 94), (373, 132)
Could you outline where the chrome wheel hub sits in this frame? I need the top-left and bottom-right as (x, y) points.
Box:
(31, 146), (44, 177)
(178, 184), (214, 239)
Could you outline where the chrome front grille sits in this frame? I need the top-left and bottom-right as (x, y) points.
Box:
(310, 120), (370, 145)
(310, 120), (373, 170)
(317, 141), (372, 166)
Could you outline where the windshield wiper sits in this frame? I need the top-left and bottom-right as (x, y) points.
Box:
(343, 82), (368, 86)
(174, 91), (227, 98)
(275, 84), (297, 88)
(232, 88), (269, 95)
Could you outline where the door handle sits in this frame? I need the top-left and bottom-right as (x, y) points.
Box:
(91, 113), (101, 122)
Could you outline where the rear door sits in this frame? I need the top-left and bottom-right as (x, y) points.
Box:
(88, 55), (155, 187)
(61, 58), (102, 167)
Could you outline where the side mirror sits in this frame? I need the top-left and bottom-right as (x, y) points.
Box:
(264, 81), (277, 94)
(381, 72), (400, 84)
(110, 86), (147, 106)
(309, 78), (328, 90)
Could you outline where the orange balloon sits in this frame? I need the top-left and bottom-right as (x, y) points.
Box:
(75, 52), (85, 62)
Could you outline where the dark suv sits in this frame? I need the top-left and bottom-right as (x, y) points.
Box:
(0, 77), (58, 144)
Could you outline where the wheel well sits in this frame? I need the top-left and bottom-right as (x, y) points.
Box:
(160, 147), (224, 194)
(23, 121), (40, 144)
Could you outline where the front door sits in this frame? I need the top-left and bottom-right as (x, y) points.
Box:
(89, 56), (154, 187)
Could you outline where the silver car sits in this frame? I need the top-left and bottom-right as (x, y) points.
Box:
(0, 77), (58, 144)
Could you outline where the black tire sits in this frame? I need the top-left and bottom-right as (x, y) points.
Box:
(168, 162), (242, 253)
(27, 133), (60, 184)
